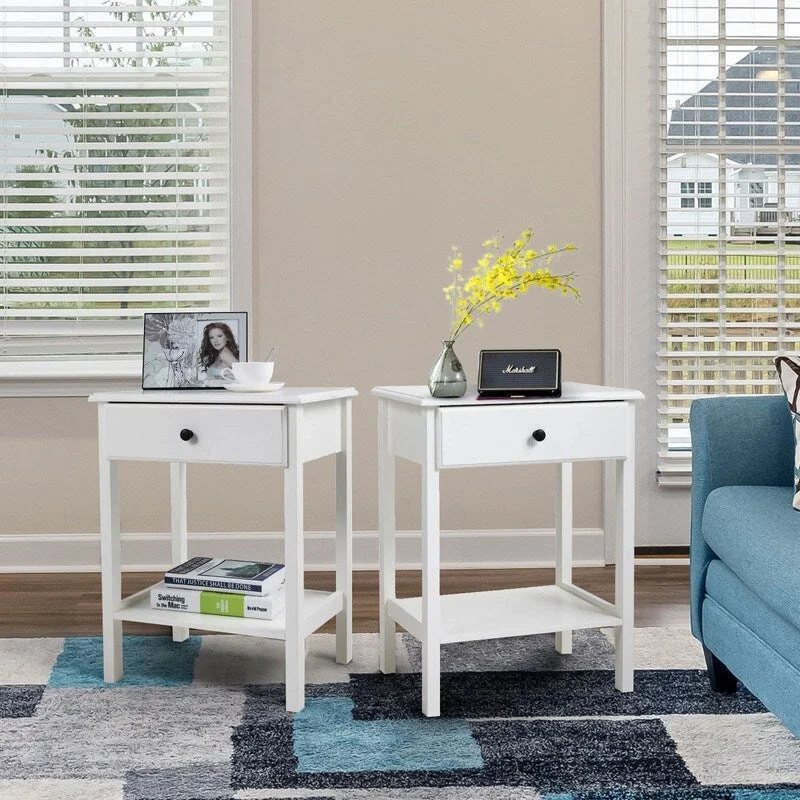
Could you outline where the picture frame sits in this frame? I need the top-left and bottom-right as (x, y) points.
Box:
(141, 311), (248, 390)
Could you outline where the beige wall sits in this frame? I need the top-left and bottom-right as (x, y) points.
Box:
(0, 0), (603, 546)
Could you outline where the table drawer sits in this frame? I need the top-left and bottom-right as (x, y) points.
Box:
(103, 403), (286, 465)
(438, 402), (629, 467)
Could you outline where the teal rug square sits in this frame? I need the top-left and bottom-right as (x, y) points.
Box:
(292, 697), (483, 773)
(48, 635), (201, 687)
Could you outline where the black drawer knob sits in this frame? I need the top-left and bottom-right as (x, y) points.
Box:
(179, 428), (194, 442)
(532, 429), (546, 442)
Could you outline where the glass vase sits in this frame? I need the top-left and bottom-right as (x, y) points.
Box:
(428, 339), (467, 398)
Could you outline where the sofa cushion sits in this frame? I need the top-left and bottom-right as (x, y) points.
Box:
(702, 485), (800, 624)
(775, 355), (800, 509)
(705, 558), (800, 669)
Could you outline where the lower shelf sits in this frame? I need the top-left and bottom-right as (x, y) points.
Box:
(116, 585), (343, 639)
(387, 584), (622, 644)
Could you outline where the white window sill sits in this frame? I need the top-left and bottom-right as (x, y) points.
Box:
(0, 360), (141, 398)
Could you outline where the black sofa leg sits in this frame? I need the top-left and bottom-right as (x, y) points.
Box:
(703, 646), (738, 693)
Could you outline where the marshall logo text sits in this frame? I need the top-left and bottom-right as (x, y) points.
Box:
(502, 364), (537, 374)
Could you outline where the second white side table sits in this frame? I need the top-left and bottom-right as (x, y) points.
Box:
(372, 382), (643, 717)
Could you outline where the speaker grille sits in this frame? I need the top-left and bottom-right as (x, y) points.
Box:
(478, 350), (560, 394)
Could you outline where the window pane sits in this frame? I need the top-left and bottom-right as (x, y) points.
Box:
(660, 1), (797, 479)
(0, 0), (232, 342)
(666, 0), (718, 39)
(726, 0), (777, 38)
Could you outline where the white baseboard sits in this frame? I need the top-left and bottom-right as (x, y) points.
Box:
(0, 528), (606, 572)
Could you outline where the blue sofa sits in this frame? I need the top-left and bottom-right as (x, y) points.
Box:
(690, 394), (800, 736)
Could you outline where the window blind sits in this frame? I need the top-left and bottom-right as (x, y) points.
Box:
(659, 0), (800, 485)
(0, 0), (231, 360)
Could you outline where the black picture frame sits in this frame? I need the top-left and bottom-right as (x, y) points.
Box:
(141, 311), (248, 390)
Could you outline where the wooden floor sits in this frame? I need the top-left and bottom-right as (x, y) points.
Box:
(0, 565), (690, 637)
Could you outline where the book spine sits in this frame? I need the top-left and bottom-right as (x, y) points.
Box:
(163, 571), (285, 596)
(240, 595), (285, 620)
(163, 575), (259, 594)
(151, 587), (202, 613)
(150, 586), (284, 620)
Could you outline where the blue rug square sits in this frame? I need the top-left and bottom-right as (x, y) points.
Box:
(293, 697), (483, 773)
(48, 635), (201, 687)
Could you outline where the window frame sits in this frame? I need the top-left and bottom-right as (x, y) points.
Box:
(604, 1), (696, 550)
(605, 0), (795, 496)
(0, 0), (252, 398)
(656, 0), (795, 483)
(680, 181), (697, 207)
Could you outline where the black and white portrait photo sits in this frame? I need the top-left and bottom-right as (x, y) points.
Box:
(141, 312), (248, 389)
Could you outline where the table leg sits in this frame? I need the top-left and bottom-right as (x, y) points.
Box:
(421, 409), (441, 718)
(555, 461), (573, 654)
(378, 398), (397, 674)
(614, 411), (636, 692)
(170, 462), (189, 643)
(335, 398), (353, 665)
(99, 440), (122, 683)
(284, 406), (306, 713)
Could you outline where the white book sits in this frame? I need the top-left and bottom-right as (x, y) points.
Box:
(150, 582), (286, 620)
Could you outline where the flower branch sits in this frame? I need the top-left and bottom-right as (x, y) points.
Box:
(442, 227), (580, 342)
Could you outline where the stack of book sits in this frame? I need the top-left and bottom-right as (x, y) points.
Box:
(150, 556), (286, 620)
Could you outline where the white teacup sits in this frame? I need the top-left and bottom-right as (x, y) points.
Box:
(221, 361), (274, 386)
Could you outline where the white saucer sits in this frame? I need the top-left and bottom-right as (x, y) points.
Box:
(223, 381), (285, 393)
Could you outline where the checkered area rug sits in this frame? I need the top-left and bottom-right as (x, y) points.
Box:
(0, 627), (798, 799)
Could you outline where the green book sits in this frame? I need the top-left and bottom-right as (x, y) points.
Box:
(150, 583), (285, 620)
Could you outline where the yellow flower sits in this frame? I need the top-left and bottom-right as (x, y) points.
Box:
(441, 225), (580, 340)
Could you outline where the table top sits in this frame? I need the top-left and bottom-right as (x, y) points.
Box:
(371, 382), (644, 407)
(88, 387), (358, 406)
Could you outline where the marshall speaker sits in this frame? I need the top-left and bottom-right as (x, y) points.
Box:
(477, 349), (561, 398)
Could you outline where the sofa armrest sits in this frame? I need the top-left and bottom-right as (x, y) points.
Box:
(689, 394), (794, 638)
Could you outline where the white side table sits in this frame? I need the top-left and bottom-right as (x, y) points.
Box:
(372, 382), (643, 717)
(89, 387), (357, 713)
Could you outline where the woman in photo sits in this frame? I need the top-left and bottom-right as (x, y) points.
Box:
(198, 322), (240, 380)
